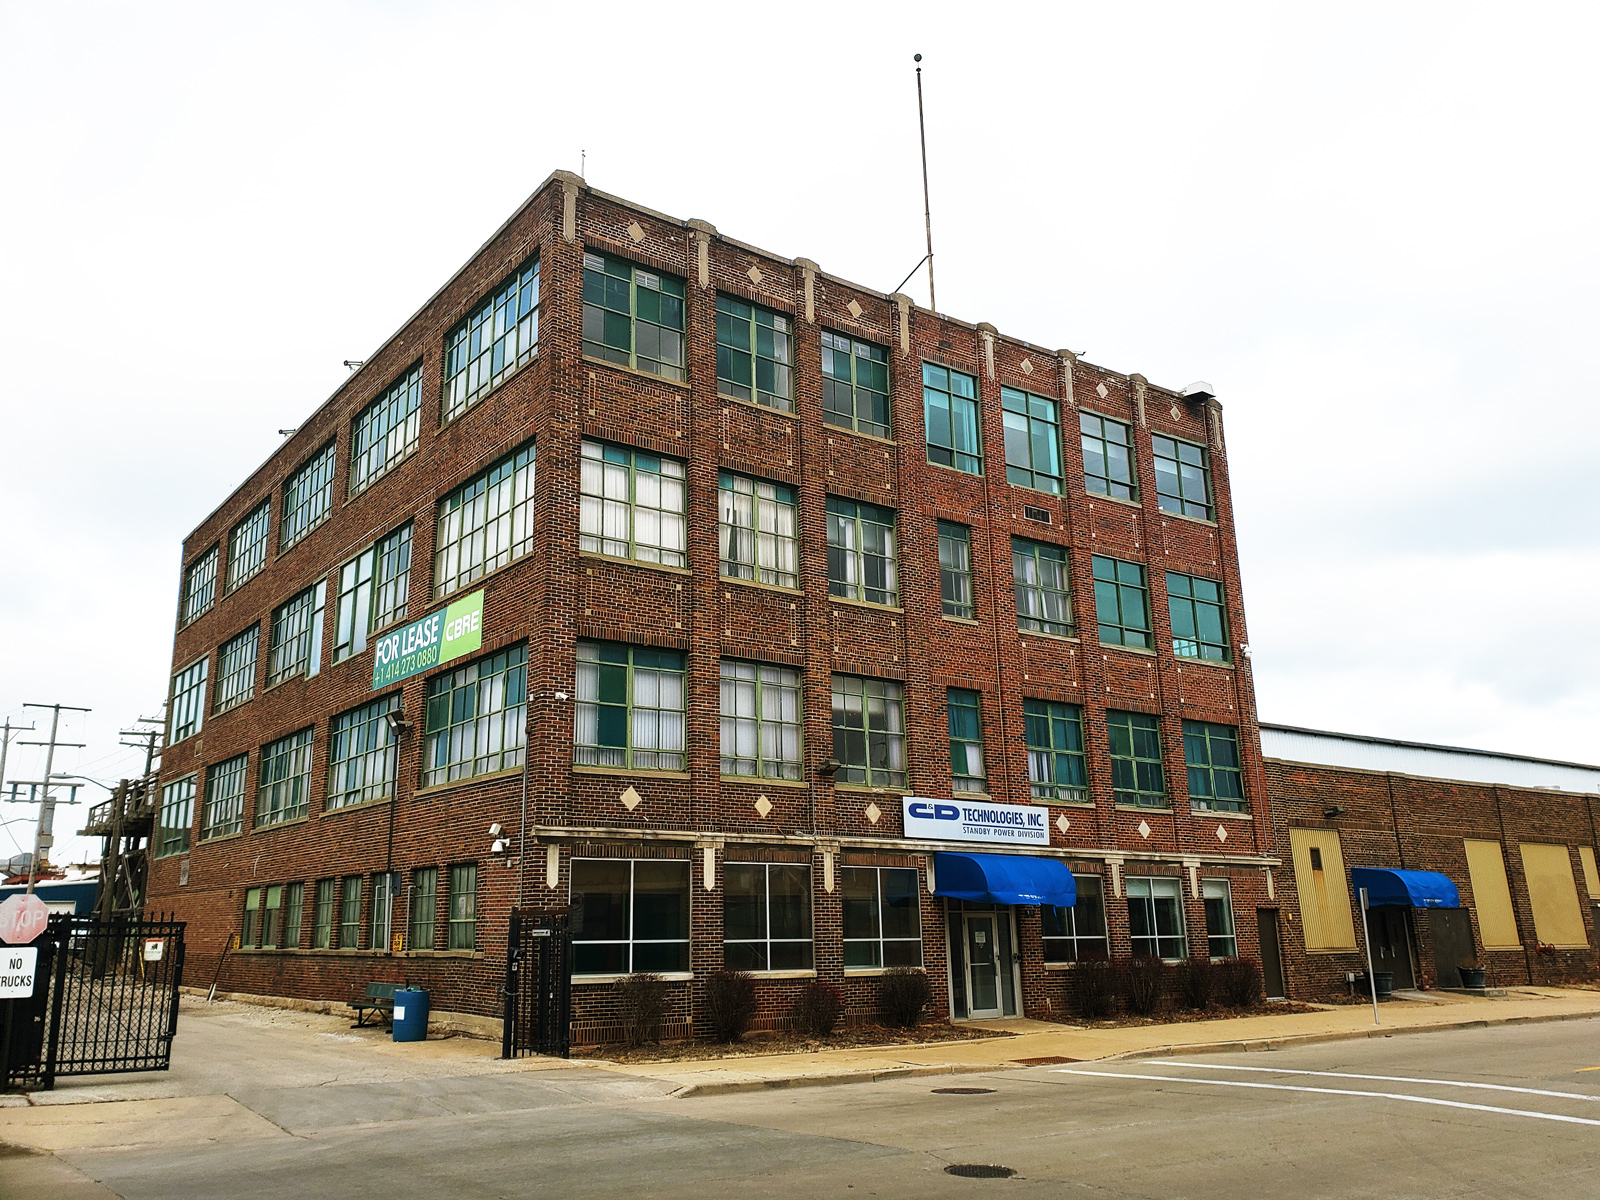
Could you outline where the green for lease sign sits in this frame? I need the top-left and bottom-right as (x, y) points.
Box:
(371, 590), (484, 689)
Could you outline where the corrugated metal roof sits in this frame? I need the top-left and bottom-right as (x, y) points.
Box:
(1260, 723), (1600, 795)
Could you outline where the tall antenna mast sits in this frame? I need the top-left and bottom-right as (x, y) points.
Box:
(915, 53), (937, 313)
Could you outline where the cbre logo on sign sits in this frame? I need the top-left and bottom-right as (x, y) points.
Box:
(901, 796), (1051, 846)
(372, 590), (485, 689)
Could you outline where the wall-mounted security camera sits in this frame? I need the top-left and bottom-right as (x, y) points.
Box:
(554, 691), (569, 701)
(818, 757), (842, 777)
(488, 823), (504, 838)
(1323, 805), (1346, 819)
(383, 710), (412, 737)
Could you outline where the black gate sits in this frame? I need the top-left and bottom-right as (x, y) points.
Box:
(502, 908), (572, 1060)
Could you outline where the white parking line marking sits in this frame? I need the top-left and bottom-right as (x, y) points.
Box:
(1142, 1060), (1600, 1103)
(1050, 1069), (1600, 1128)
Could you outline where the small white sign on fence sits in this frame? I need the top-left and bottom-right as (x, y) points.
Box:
(142, 939), (165, 962)
(0, 947), (39, 998)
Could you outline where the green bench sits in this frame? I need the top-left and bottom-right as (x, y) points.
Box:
(351, 981), (406, 1028)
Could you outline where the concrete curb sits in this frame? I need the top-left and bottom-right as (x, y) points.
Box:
(673, 1062), (1001, 1098)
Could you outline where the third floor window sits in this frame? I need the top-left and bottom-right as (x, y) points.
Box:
(826, 497), (897, 606)
(335, 524), (413, 662)
(718, 471), (797, 589)
(1001, 387), (1062, 493)
(580, 440), (686, 569)
(716, 294), (792, 410)
(435, 442), (535, 599)
(227, 501), (270, 593)
(583, 252), (685, 382)
(280, 441), (336, 551)
(443, 256), (540, 422)
(923, 363), (982, 474)
(1167, 571), (1228, 662)
(821, 330), (890, 439)
(1091, 555), (1151, 649)
(267, 582), (326, 687)
(938, 521), (974, 619)
(1012, 538), (1071, 637)
(350, 363), (422, 495)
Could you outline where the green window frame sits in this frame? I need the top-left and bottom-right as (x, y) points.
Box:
(1041, 874), (1107, 962)
(257, 727), (314, 826)
(327, 695), (398, 810)
(443, 256), (540, 422)
(434, 441), (535, 600)
(261, 884), (283, 949)
(202, 753), (248, 839)
(1127, 876), (1187, 960)
(267, 582), (326, 686)
(719, 660), (802, 781)
(1108, 711), (1166, 808)
(821, 330), (891, 438)
(826, 497), (898, 606)
(448, 863), (478, 951)
(579, 440), (686, 568)
(570, 859), (689, 975)
(1167, 571), (1229, 662)
(1152, 434), (1213, 520)
(279, 440), (336, 551)
(370, 872), (394, 952)
(716, 293), (793, 410)
(1183, 720), (1246, 813)
(1012, 538), (1072, 636)
(351, 362), (423, 495)
(1080, 412), (1136, 501)
(938, 521), (974, 619)
(1092, 555), (1151, 648)
(841, 866), (922, 968)
(724, 862), (813, 971)
(423, 644), (527, 786)
(1023, 699), (1087, 803)
(947, 688), (987, 793)
(243, 888), (261, 947)
(283, 882), (304, 949)
(181, 546), (218, 626)
(335, 523), (413, 662)
(168, 657), (207, 744)
(155, 774), (195, 858)
(718, 471), (798, 588)
(1001, 387), (1062, 493)
(574, 642), (686, 771)
(213, 625), (258, 714)
(410, 867), (438, 950)
(1203, 879), (1237, 957)
(582, 251), (685, 381)
(830, 674), (906, 789)
(227, 500), (271, 592)
(312, 879), (335, 949)
(923, 362), (982, 474)
(338, 874), (363, 950)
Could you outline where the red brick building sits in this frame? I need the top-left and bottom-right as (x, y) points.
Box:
(147, 172), (1277, 1040)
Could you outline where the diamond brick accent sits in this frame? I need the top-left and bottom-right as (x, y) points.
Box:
(1137, 820), (1151, 839)
(754, 794), (772, 818)
(1055, 813), (1070, 832)
(1215, 824), (1228, 842)
(747, 265), (763, 284)
(620, 785), (642, 811)
(1020, 358), (1033, 375)
(627, 221), (645, 242)
(846, 299), (863, 319)
(1097, 382), (1109, 399)
(865, 801), (881, 824)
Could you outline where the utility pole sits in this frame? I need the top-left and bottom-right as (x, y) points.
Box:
(0, 717), (34, 815)
(18, 703), (90, 893)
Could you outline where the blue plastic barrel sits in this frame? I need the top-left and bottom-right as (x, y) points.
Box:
(391, 988), (430, 1042)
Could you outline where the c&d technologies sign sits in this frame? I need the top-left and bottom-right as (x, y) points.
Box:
(902, 797), (1050, 846)
(372, 590), (485, 689)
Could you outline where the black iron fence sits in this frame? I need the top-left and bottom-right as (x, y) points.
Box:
(502, 908), (572, 1060)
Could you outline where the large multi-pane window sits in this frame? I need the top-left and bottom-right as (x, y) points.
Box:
(335, 524), (413, 661)
(923, 363), (982, 474)
(243, 888), (261, 947)
(339, 875), (363, 950)
(370, 872), (394, 953)
(261, 885), (283, 949)
(1153, 435), (1213, 519)
(1001, 387), (1062, 493)
(719, 660), (801, 780)
(718, 472), (797, 588)
(1012, 539), (1071, 636)
(434, 442), (535, 598)
(1091, 555), (1151, 649)
(155, 775), (195, 858)
(821, 330), (891, 438)
(168, 657), (207, 744)
(1023, 699), (1087, 803)
(831, 674), (906, 789)
(571, 859), (689, 974)
(267, 583), (326, 686)
(938, 522), (975, 619)
(1080, 412), (1136, 501)
(1041, 875), (1108, 962)
(826, 497), (898, 606)
(280, 441), (336, 551)
(1204, 879), (1237, 957)
(213, 626), (258, 714)
(423, 645), (527, 786)
(582, 252), (685, 381)
(716, 294), (792, 410)
(202, 754), (248, 839)
(842, 867), (921, 968)
(1183, 720), (1246, 813)
(350, 363), (423, 494)
(227, 501), (271, 592)
(1167, 572), (1228, 662)
(312, 879), (335, 949)
(1108, 711), (1166, 807)
(443, 256), (540, 421)
(180, 546), (218, 626)
(283, 882), (304, 949)
(947, 688), (987, 793)
(1127, 876), (1187, 959)
(327, 695), (399, 810)
(448, 864), (478, 950)
(580, 440), (686, 568)
(410, 867), (438, 950)
(724, 862), (812, 971)
(575, 642), (686, 771)
(257, 727), (314, 826)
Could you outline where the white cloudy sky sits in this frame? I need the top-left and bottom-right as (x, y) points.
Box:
(2, 2), (1596, 867)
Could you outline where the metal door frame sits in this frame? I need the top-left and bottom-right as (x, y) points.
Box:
(961, 912), (1004, 1019)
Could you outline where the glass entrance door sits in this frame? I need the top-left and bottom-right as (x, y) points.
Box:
(964, 914), (1002, 1018)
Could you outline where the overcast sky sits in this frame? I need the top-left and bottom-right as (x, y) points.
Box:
(3, 1), (1596, 869)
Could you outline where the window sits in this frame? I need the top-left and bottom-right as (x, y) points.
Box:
(335, 524), (413, 661)
(350, 363), (423, 494)
(257, 727), (313, 826)
(938, 522), (974, 619)
(826, 497), (898, 606)
(339, 875), (363, 950)
(443, 256), (540, 421)
(180, 547), (218, 626)
(579, 440), (686, 568)
(410, 867), (438, 950)
(434, 442), (535, 599)
(923, 363), (982, 474)
(1080, 412), (1136, 501)
(1152, 435), (1212, 519)
(1023, 700), (1087, 803)
(448, 863), (477, 950)
(1167, 572), (1228, 662)
(1127, 876), (1187, 959)
(312, 879), (335, 949)
(841, 867), (921, 968)
(716, 294), (792, 410)
(821, 330), (891, 438)
(1091, 555), (1151, 649)
(1184, 721), (1245, 813)
(213, 626), (258, 714)
(327, 695), (398, 809)
(156, 775), (194, 858)
(262, 885), (283, 949)
(1203, 879), (1237, 958)
(1001, 387), (1062, 493)
(571, 859), (689, 974)
(720, 660), (801, 780)
(1041, 875), (1108, 962)
(582, 251), (685, 381)
(227, 501), (271, 592)
(243, 888), (260, 947)
(831, 674), (906, 789)
(1108, 711), (1166, 807)
(280, 441), (336, 551)
(718, 471), (797, 588)
(371, 872), (394, 953)
(423, 644), (527, 786)
(202, 754), (248, 839)
(574, 642), (685, 771)
(283, 882), (304, 949)
(947, 688), (987, 793)
(168, 657), (207, 744)
(267, 582), (326, 686)
(724, 862), (812, 971)
(1012, 539), (1072, 636)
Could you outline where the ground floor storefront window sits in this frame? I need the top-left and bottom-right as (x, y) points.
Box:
(1127, 876), (1186, 959)
(842, 866), (921, 968)
(724, 862), (812, 970)
(1041, 874), (1108, 962)
(571, 859), (690, 974)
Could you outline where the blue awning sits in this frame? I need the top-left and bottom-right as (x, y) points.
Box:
(932, 853), (1076, 908)
(1350, 867), (1461, 909)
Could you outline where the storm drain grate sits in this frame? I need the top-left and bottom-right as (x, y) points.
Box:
(932, 1087), (997, 1095)
(945, 1164), (1017, 1179)
(1012, 1056), (1077, 1066)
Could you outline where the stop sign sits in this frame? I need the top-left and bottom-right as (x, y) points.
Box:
(0, 893), (51, 944)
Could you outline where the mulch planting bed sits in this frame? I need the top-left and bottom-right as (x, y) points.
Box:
(1041, 1000), (1325, 1029)
(573, 1022), (1005, 1064)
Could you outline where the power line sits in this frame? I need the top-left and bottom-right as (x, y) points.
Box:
(16, 702), (90, 892)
